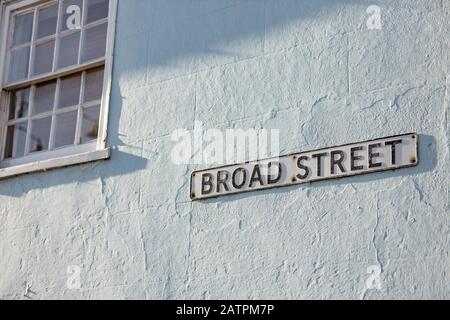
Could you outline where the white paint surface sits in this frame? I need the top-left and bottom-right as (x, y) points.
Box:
(0, 0), (448, 300)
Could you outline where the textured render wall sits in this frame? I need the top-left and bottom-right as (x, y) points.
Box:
(0, 0), (449, 299)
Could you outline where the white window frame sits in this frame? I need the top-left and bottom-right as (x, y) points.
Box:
(0, 0), (117, 179)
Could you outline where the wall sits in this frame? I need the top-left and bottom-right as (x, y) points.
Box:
(0, 0), (448, 299)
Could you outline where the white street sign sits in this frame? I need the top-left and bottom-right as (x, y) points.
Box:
(190, 133), (418, 200)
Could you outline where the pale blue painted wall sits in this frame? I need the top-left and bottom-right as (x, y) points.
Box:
(0, 0), (448, 299)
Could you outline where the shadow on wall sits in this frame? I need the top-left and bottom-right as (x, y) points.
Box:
(108, 0), (376, 147)
(116, 0), (373, 71)
(0, 0), (425, 197)
(0, 147), (148, 198)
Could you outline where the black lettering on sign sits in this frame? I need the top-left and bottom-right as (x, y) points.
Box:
(201, 173), (214, 195)
(267, 162), (282, 185)
(232, 168), (247, 189)
(351, 146), (364, 171)
(330, 150), (345, 175)
(249, 165), (264, 188)
(312, 153), (328, 177)
(296, 156), (310, 180)
(385, 139), (402, 165)
(368, 143), (382, 168)
(216, 170), (230, 193)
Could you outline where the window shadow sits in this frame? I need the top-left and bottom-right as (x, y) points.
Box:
(0, 147), (148, 198)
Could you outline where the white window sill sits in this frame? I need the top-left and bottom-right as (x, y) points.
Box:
(0, 148), (110, 180)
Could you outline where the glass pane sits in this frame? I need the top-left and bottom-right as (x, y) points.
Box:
(30, 117), (52, 153)
(8, 47), (30, 82)
(12, 12), (34, 47)
(4, 122), (28, 159)
(81, 105), (100, 143)
(57, 31), (80, 69)
(59, 74), (81, 108)
(84, 68), (104, 102)
(86, 0), (109, 24)
(81, 23), (107, 62)
(37, 4), (58, 39)
(54, 110), (77, 148)
(61, 0), (83, 32)
(32, 41), (55, 76)
(33, 81), (56, 115)
(9, 88), (30, 120)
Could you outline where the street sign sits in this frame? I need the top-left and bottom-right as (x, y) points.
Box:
(190, 133), (418, 200)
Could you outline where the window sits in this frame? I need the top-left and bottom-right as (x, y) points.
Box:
(0, 0), (116, 178)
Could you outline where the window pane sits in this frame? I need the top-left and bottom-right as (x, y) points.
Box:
(9, 88), (30, 120)
(30, 117), (51, 153)
(37, 4), (58, 39)
(54, 110), (77, 148)
(8, 47), (30, 82)
(81, 105), (100, 143)
(84, 68), (104, 102)
(59, 74), (81, 108)
(61, 0), (83, 32)
(32, 41), (55, 76)
(81, 23), (107, 62)
(57, 31), (80, 69)
(4, 122), (28, 159)
(33, 81), (56, 115)
(86, 0), (109, 24)
(12, 12), (34, 47)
